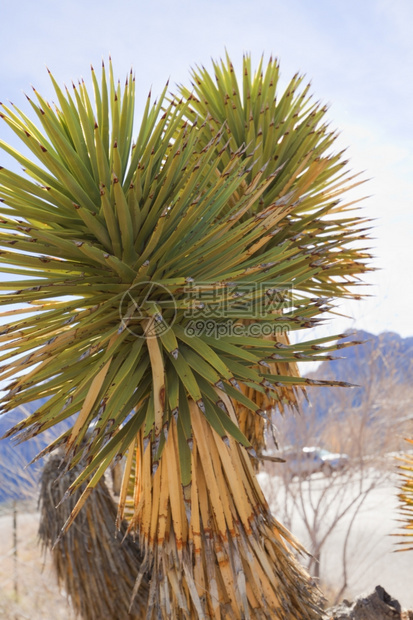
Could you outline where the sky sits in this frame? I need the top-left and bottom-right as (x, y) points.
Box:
(0, 0), (412, 340)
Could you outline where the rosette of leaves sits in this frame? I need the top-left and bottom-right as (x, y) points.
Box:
(0, 58), (369, 618)
(178, 53), (371, 451)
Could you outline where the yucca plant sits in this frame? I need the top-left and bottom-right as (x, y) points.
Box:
(395, 438), (413, 552)
(0, 57), (370, 618)
(38, 451), (150, 619)
(178, 53), (371, 452)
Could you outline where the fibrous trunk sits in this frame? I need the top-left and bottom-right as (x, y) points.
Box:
(119, 396), (321, 619)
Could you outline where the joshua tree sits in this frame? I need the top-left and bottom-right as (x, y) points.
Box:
(0, 56), (370, 618)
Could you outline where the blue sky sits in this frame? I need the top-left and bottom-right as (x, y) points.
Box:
(0, 0), (412, 338)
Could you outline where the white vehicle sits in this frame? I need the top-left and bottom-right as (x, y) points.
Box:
(284, 446), (349, 478)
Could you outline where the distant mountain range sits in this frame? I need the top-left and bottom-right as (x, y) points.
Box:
(317, 329), (413, 382)
(304, 329), (413, 414)
(0, 400), (71, 502)
(1, 330), (412, 502)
